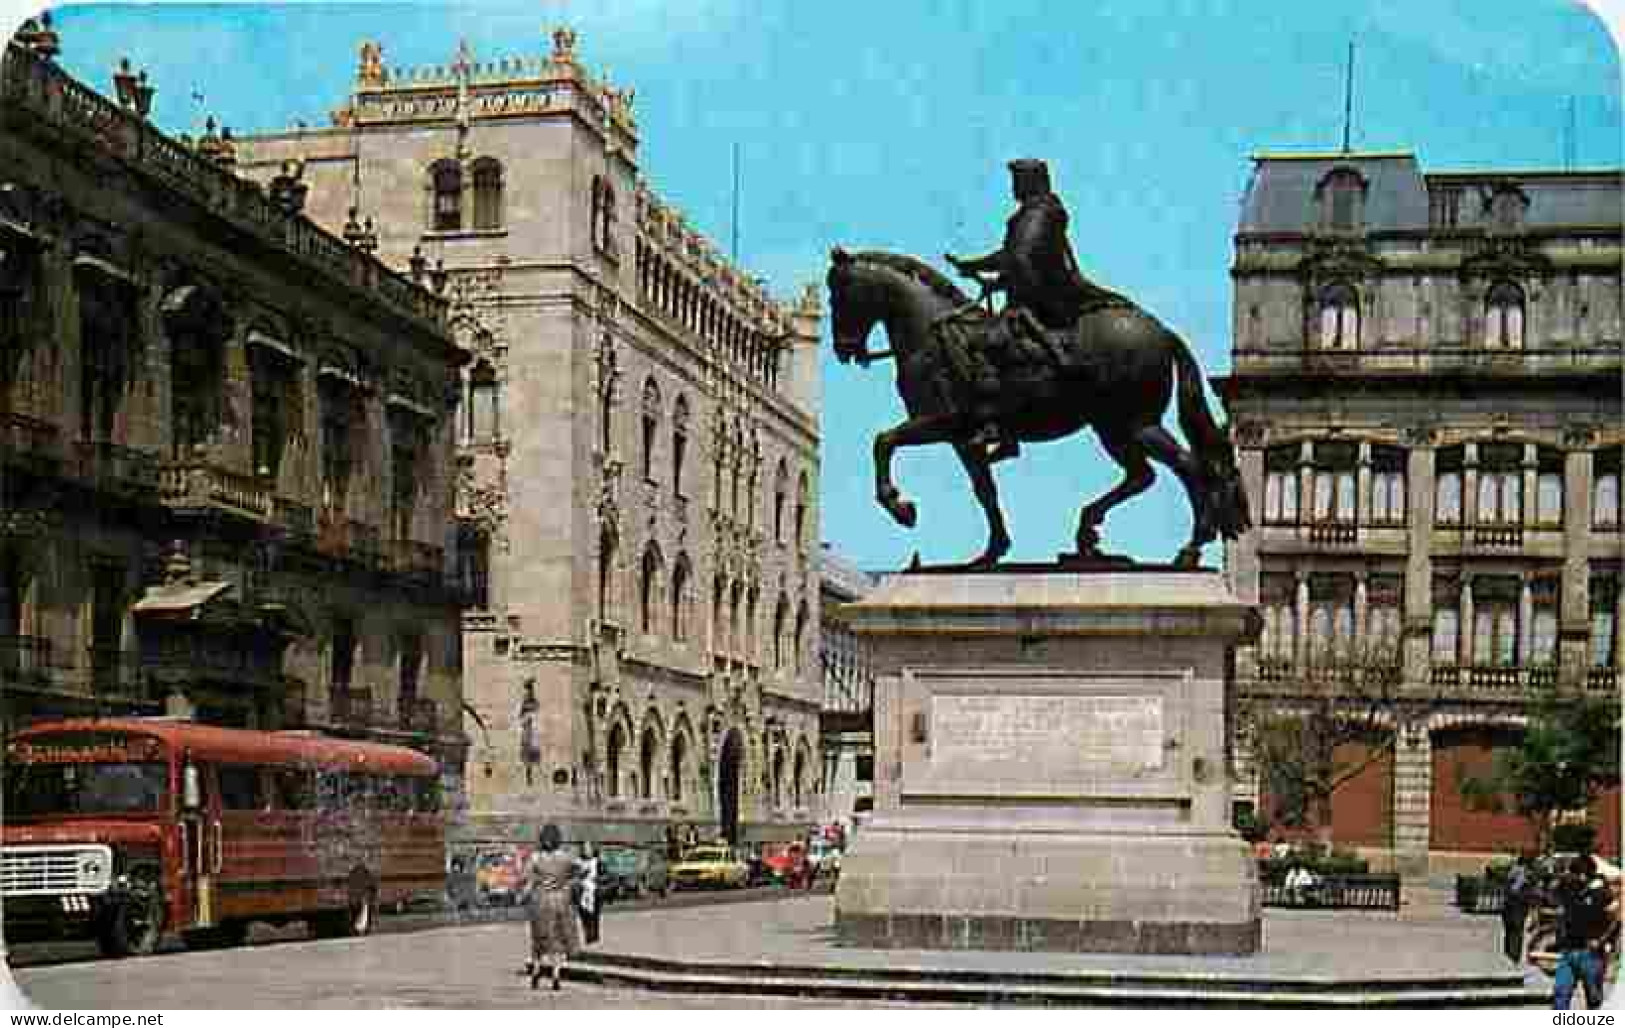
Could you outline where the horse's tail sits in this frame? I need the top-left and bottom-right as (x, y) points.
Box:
(1171, 337), (1252, 540)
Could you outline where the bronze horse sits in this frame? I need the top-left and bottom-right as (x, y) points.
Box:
(826, 247), (1250, 568)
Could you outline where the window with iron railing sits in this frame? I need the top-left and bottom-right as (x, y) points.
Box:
(1370, 446), (1407, 526)
(1263, 446), (1299, 525)
(1484, 281), (1525, 350)
(1436, 446), (1465, 526)
(1593, 579), (1618, 669)
(1594, 448), (1620, 530)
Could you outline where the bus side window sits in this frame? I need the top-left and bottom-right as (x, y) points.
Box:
(316, 772), (347, 811)
(341, 774), (372, 810)
(273, 769), (313, 811)
(413, 777), (440, 814)
(219, 765), (264, 811)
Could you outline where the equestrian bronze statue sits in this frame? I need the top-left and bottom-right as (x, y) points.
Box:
(827, 161), (1250, 569)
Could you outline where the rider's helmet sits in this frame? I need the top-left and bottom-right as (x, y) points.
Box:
(1008, 158), (1052, 199)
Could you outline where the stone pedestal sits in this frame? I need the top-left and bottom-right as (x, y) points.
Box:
(834, 570), (1261, 955)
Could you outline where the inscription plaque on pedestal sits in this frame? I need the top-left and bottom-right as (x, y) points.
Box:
(932, 693), (1163, 776)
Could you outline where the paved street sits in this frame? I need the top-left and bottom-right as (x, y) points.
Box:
(3, 887), (1547, 1009)
(6, 910), (935, 1010)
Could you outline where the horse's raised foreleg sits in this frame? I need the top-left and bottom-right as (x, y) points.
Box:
(1136, 424), (1210, 568)
(953, 442), (1011, 568)
(1076, 430), (1155, 555)
(873, 413), (960, 530)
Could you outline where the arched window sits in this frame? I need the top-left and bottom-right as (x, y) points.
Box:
(729, 581), (744, 659)
(591, 176), (618, 256)
(598, 525), (617, 623)
(670, 555), (691, 642)
(641, 378), (661, 482)
(1318, 168), (1367, 233)
(793, 601), (808, 673)
(712, 576), (726, 653)
(744, 585), (759, 664)
(467, 360), (498, 442)
(1317, 283), (1360, 350)
(430, 160), (462, 232)
(672, 395), (689, 499)
(606, 720), (627, 799)
(771, 748), (785, 809)
(795, 471), (809, 550)
(639, 545), (662, 634)
(773, 460), (788, 542)
(471, 158), (503, 231)
(669, 731), (688, 803)
(1484, 282), (1525, 350)
(639, 725), (659, 800)
(773, 595), (789, 668)
(793, 747), (806, 809)
(457, 522), (491, 610)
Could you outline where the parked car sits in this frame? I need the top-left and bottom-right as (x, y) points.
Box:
(475, 848), (529, 906)
(600, 845), (669, 901)
(760, 842), (810, 886)
(668, 843), (749, 890)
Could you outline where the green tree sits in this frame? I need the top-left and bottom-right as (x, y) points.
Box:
(1241, 638), (1411, 846)
(1460, 688), (1621, 854)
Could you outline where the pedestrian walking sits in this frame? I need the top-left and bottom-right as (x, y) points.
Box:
(521, 823), (581, 991)
(1552, 854), (1616, 1009)
(577, 842), (602, 945)
(1502, 853), (1534, 965)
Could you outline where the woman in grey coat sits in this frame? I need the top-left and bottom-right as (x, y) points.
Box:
(522, 823), (581, 990)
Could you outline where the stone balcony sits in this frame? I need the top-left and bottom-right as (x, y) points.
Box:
(158, 458), (272, 520)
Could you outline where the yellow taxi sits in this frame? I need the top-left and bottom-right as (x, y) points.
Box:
(668, 843), (749, 890)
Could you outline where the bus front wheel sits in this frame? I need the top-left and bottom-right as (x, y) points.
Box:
(97, 877), (163, 958)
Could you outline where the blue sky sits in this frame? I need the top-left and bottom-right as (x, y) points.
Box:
(23, 1), (1625, 571)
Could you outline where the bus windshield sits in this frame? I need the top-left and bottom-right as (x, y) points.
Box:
(4, 761), (168, 817)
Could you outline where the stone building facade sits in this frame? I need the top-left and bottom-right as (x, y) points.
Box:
(0, 32), (467, 784)
(236, 30), (824, 850)
(817, 545), (876, 831)
(1218, 151), (1622, 872)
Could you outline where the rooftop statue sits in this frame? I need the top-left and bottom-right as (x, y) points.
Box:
(828, 159), (1251, 569)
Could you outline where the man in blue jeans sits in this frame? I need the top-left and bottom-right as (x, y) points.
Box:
(1552, 854), (1616, 1009)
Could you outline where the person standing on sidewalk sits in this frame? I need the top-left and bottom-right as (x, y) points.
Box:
(1552, 854), (1616, 1009)
(1502, 853), (1535, 965)
(521, 823), (581, 991)
(577, 842), (603, 945)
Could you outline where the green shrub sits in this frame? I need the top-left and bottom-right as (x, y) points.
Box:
(1552, 822), (1598, 855)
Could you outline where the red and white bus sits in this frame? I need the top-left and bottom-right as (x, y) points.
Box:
(2, 718), (445, 956)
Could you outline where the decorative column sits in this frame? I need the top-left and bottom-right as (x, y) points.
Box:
(1403, 427), (1436, 689)
(1391, 717), (1434, 875)
(1562, 428), (1595, 677)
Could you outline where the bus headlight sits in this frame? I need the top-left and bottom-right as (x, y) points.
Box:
(76, 848), (112, 892)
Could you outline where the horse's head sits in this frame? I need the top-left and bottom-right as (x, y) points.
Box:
(826, 246), (969, 365)
(826, 246), (878, 365)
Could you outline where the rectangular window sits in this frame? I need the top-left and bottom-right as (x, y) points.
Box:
(1433, 607), (1460, 664)
(319, 379), (357, 513)
(1264, 448), (1298, 525)
(1594, 449), (1621, 529)
(1472, 602), (1518, 667)
(1530, 607), (1559, 666)
(272, 769), (314, 811)
(1370, 446), (1406, 526)
(1262, 602), (1296, 661)
(1593, 579), (1619, 668)
(250, 345), (298, 480)
(1478, 471), (1522, 526)
(219, 765), (264, 811)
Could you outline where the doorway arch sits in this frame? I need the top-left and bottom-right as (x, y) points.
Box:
(718, 729), (744, 846)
